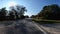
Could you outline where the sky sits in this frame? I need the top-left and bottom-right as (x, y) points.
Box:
(0, 0), (60, 16)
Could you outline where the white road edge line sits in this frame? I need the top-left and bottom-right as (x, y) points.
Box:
(33, 22), (47, 34)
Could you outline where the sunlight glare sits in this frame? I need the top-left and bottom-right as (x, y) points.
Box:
(8, 2), (17, 7)
(6, 1), (17, 10)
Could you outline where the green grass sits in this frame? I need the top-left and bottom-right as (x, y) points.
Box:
(32, 19), (60, 24)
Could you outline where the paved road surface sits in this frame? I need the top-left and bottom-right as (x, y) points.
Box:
(0, 19), (47, 34)
(40, 23), (60, 34)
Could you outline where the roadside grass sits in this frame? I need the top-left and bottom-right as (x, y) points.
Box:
(32, 19), (60, 24)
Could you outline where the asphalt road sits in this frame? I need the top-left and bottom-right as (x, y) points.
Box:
(0, 19), (47, 34)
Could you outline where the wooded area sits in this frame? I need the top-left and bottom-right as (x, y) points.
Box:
(0, 5), (29, 20)
(31, 4), (60, 20)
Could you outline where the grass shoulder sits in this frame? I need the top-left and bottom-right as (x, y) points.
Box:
(32, 18), (60, 24)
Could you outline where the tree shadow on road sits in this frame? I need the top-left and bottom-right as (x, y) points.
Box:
(5, 23), (27, 34)
(5, 22), (44, 34)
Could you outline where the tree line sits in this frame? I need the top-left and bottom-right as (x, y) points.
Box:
(31, 4), (60, 20)
(0, 5), (29, 20)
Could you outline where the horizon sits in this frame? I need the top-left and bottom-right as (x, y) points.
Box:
(0, 0), (60, 17)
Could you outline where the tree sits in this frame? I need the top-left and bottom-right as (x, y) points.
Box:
(9, 7), (18, 19)
(37, 4), (60, 20)
(0, 7), (7, 20)
(25, 15), (29, 18)
(0, 7), (7, 16)
(30, 15), (36, 18)
(16, 5), (27, 17)
(9, 5), (27, 19)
